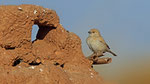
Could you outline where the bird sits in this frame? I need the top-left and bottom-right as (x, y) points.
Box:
(86, 29), (117, 57)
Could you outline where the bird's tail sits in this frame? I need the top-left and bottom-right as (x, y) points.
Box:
(107, 50), (117, 56)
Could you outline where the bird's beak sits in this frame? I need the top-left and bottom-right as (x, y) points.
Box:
(88, 31), (91, 34)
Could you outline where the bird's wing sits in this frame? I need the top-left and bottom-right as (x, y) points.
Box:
(99, 37), (110, 49)
(105, 43), (110, 49)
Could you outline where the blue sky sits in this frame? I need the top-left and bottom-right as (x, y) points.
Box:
(1, 0), (150, 84)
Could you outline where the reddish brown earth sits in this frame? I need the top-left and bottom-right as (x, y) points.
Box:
(0, 5), (108, 84)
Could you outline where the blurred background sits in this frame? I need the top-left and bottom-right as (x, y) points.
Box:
(1, 0), (150, 84)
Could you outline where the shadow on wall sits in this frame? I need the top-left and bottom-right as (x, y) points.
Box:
(31, 24), (56, 42)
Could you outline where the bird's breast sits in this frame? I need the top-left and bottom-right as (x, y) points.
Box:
(86, 37), (106, 52)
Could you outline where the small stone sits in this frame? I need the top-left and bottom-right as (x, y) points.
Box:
(91, 73), (94, 75)
(18, 7), (23, 11)
(29, 66), (35, 69)
(43, 9), (46, 12)
(39, 68), (43, 72)
(34, 10), (37, 14)
(18, 66), (21, 68)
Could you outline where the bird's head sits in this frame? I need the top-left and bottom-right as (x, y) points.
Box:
(88, 29), (100, 37)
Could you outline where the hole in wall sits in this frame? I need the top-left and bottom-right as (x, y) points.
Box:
(29, 61), (41, 66)
(12, 58), (23, 66)
(60, 64), (64, 68)
(54, 62), (60, 66)
(31, 25), (39, 42)
(5, 47), (15, 50)
(31, 24), (56, 42)
(36, 25), (56, 40)
(53, 62), (65, 68)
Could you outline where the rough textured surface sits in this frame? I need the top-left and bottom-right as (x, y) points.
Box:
(0, 5), (106, 84)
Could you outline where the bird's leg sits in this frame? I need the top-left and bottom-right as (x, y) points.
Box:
(97, 52), (104, 57)
(86, 52), (102, 61)
(93, 52), (100, 59)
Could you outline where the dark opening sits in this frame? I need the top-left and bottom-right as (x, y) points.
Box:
(12, 58), (22, 66)
(5, 47), (15, 50)
(54, 62), (60, 66)
(36, 25), (56, 40)
(31, 24), (56, 42)
(53, 62), (65, 68)
(60, 64), (64, 68)
(29, 61), (41, 66)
